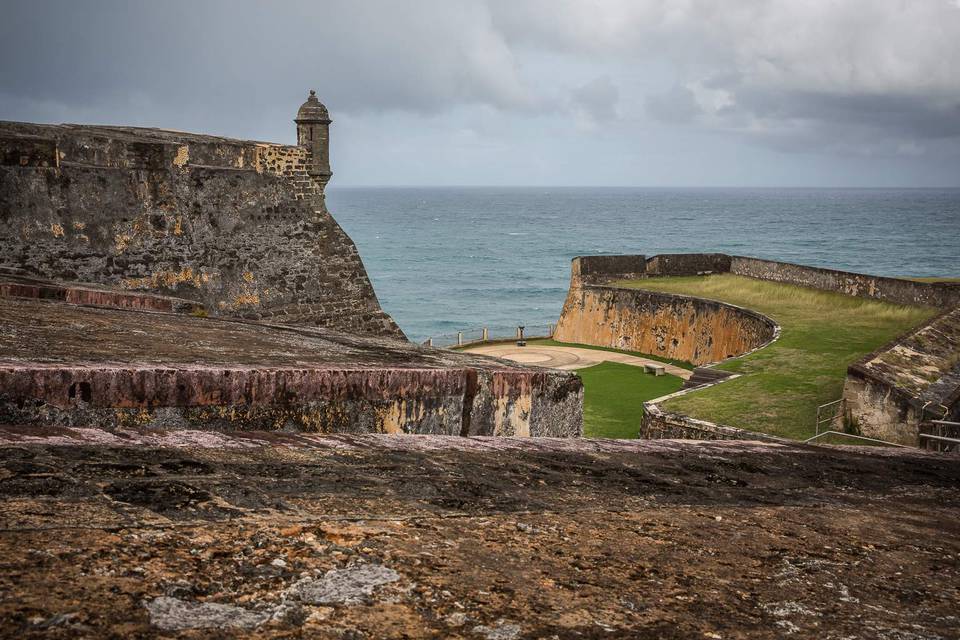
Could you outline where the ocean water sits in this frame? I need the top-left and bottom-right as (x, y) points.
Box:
(325, 187), (960, 342)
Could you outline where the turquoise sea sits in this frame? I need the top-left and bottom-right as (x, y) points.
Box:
(326, 187), (960, 342)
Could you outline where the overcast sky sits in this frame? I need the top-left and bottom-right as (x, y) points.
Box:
(3, 0), (960, 187)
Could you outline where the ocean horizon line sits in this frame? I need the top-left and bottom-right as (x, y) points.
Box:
(328, 184), (960, 191)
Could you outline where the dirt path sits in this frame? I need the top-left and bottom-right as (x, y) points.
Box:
(465, 343), (693, 378)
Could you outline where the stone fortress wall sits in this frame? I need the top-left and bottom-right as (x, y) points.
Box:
(555, 253), (960, 444)
(0, 95), (584, 438)
(0, 121), (402, 338)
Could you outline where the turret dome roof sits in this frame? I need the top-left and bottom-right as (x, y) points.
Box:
(296, 90), (330, 122)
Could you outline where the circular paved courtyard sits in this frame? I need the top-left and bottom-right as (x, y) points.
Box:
(463, 343), (692, 379)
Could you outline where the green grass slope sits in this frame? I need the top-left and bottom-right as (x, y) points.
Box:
(577, 362), (684, 439)
(614, 274), (936, 440)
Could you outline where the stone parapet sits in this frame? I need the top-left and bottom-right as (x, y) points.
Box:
(640, 389), (789, 442)
(570, 254), (647, 286)
(728, 255), (960, 309)
(563, 253), (960, 308)
(0, 272), (201, 313)
(0, 295), (582, 438)
(645, 253), (732, 277)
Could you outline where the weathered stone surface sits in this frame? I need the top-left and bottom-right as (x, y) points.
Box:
(845, 307), (960, 445)
(0, 120), (402, 338)
(0, 429), (958, 638)
(144, 563), (404, 631)
(472, 621), (522, 640)
(0, 294), (582, 437)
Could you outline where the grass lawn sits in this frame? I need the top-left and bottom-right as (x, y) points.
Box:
(614, 274), (937, 440)
(529, 338), (695, 370)
(576, 361), (684, 439)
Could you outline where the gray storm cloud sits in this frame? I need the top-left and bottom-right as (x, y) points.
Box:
(1, 0), (958, 185)
(571, 77), (620, 125)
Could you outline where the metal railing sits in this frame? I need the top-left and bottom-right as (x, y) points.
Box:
(804, 397), (910, 448)
(919, 420), (960, 453)
(806, 401), (960, 450)
(423, 324), (555, 349)
(815, 398), (844, 434)
(804, 430), (910, 448)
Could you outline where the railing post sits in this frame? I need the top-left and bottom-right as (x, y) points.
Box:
(457, 331), (463, 346)
(482, 327), (488, 342)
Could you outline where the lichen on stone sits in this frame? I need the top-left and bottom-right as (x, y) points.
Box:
(144, 596), (271, 631)
(288, 564), (402, 605)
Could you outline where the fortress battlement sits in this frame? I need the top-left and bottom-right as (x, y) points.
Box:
(0, 93), (395, 338)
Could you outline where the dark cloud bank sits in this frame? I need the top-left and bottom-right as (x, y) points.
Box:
(2, 0), (959, 186)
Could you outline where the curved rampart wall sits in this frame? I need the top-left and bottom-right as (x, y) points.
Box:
(554, 285), (776, 366)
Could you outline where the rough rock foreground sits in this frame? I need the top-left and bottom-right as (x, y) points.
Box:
(1, 429), (958, 639)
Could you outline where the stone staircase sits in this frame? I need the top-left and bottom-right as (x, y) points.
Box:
(682, 366), (735, 389)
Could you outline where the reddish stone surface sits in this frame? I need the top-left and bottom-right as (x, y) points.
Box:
(0, 273), (194, 313)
